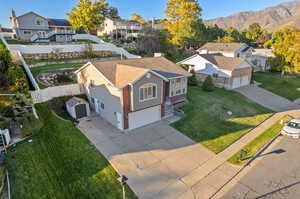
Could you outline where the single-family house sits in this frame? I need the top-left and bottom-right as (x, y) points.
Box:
(97, 18), (142, 39)
(198, 42), (252, 59)
(75, 56), (190, 130)
(10, 10), (75, 42)
(0, 25), (15, 39)
(178, 54), (252, 89)
(248, 48), (275, 72)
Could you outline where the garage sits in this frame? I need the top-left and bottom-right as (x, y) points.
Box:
(128, 105), (161, 129)
(232, 75), (250, 89)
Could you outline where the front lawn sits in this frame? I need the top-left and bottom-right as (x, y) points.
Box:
(253, 72), (300, 101)
(7, 103), (137, 199)
(172, 87), (273, 154)
(228, 115), (293, 165)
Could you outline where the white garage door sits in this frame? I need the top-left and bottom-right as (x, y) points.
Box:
(232, 75), (250, 89)
(128, 105), (161, 130)
(241, 75), (250, 86)
(232, 77), (241, 89)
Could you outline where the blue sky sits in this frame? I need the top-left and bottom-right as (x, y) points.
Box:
(0, 0), (293, 27)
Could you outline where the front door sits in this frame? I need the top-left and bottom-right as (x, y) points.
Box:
(116, 112), (123, 129)
(94, 99), (101, 114)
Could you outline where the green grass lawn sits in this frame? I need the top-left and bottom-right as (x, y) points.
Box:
(172, 86), (273, 154)
(228, 115), (293, 165)
(7, 103), (137, 199)
(253, 72), (300, 101)
(30, 63), (83, 88)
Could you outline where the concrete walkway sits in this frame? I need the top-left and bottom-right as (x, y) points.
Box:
(235, 85), (300, 112)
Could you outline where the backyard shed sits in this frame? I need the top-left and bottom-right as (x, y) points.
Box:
(66, 97), (90, 120)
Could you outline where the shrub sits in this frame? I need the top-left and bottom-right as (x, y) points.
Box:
(8, 63), (26, 84)
(0, 73), (8, 87)
(13, 77), (29, 95)
(0, 44), (11, 73)
(56, 74), (73, 83)
(202, 76), (214, 91)
(188, 70), (198, 86)
(21, 115), (42, 136)
(0, 118), (9, 129)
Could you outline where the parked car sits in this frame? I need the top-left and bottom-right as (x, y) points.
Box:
(281, 118), (300, 138)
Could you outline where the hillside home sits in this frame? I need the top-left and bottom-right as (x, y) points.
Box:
(75, 56), (191, 130)
(248, 48), (275, 72)
(97, 18), (142, 39)
(178, 54), (252, 89)
(0, 25), (14, 39)
(10, 10), (75, 42)
(198, 42), (253, 58)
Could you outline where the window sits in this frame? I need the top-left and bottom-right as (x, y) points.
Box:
(101, 103), (105, 110)
(170, 78), (187, 97)
(212, 73), (219, 78)
(23, 31), (31, 35)
(139, 83), (157, 101)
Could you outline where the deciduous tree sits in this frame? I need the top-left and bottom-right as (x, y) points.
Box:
(165, 0), (202, 47)
(215, 36), (235, 43)
(68, 0), (108, 32)
(131, 13), (146, 24)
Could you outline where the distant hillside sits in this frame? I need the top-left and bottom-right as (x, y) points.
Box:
(205, 0), (300, 32)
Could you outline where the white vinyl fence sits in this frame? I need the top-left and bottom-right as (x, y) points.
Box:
(73, 34), (105, 43)
(31, 84), (85, 104)
(8, 40), (140, 59)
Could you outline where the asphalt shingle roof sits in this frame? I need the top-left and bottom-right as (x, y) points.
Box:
(80, 57), (190, 88)
(199, 54), (246, 71)
(198, 42), (246, 52)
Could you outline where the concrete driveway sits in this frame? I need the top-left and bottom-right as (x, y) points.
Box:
(235, 85), (300, 112)
(78, 116), (216, 199)
(222, 137), (300, 199)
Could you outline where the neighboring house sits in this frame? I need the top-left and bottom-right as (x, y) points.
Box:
(145, 19), (166, 30)
(178, 54), (252, 89)
(198, 42), (253, 59)
(97, 18), (142, 39)
(10, 10), (75, 42)
(75, 56), (190, 130)
(0, 25), (15, 39)
(248, 48), (275, 72)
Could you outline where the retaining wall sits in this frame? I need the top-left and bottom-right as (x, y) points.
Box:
(31, 84), (85, 104)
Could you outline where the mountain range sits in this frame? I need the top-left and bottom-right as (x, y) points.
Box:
(205, 0), (300, 32)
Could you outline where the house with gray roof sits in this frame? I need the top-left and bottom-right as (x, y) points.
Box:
(198, 42), (253, 59)
(10, 10), (75, 42)
(178, 53), (252, 89)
